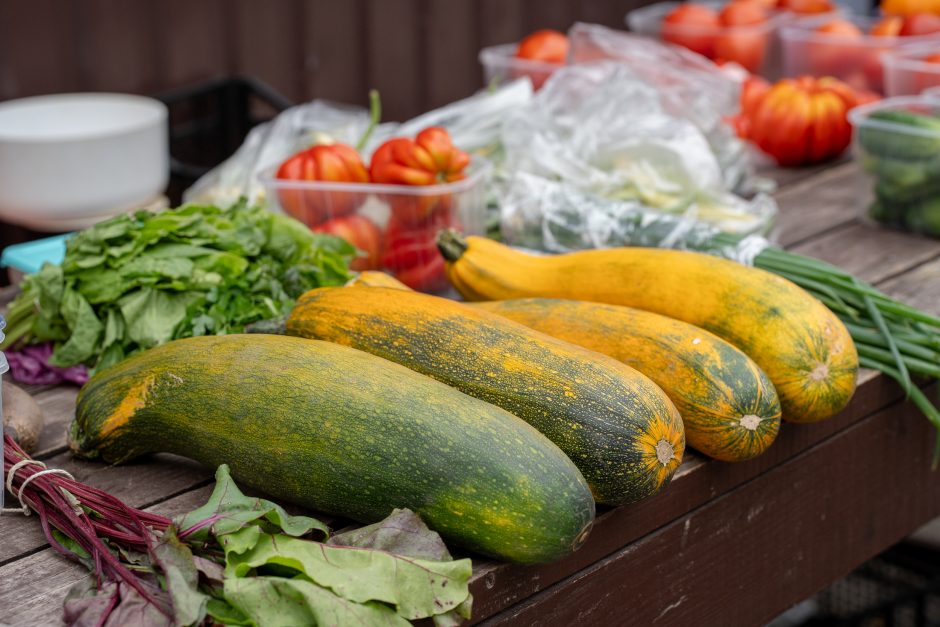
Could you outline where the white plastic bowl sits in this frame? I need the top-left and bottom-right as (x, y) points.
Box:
(0, 93), (168, 230)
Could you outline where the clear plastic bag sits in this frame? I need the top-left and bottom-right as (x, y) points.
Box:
(183, 82), (533, 209)
(501, 172), (775, 259)
(497, 60), (776, 245)
(567, 23), (771, 194)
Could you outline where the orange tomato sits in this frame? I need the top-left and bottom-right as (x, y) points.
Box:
(778, 0), (835, 14)
(814, 19), (864, 37)
(925, 52), (940, 62)
(662, 4), (721, 57)
(314, 215), (383, 271)
(746, 76), (858, 166)
(714, 31), (769, 71)
(881, 0), (940, 16)
(806, 20), (864, 77)
(515, 30), (569, 63)
(719, 1), (769, 25)
(900, 13), (940, 35)
(870, 16), (904, 36)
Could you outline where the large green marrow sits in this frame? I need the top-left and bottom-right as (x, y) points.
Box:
(69, 334), (595, 564)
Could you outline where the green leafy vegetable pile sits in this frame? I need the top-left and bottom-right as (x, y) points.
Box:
(1, 201), (355, 373)
(62, 465), (473, 627)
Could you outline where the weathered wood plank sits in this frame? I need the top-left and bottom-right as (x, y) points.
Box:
(31, 386), (79, 460)
(478, 0), (526, 47)
(365, 0), (422, 122)
(0, 485), (215, 627)
(160, 0), (229, 88)
(304, 0), (367, 105)
(425, 0), (482, 110)
(485, 385), (940, 626)
(76, 0), (161, 95)
(0, 453), (211, 565)
(464, 367), (895, 622)
(773, 162), (859, 248)
(231, 0), (305, 103)
(791, 222), (940, 285)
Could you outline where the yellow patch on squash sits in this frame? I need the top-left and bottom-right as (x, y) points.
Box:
(97, 376), (153, 439)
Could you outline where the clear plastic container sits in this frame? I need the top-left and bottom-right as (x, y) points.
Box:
(883, 43), (940, 96)
(780, 14), (940, 94)
(478, 44), (564, 89)
(627, 1), (782, 76)
(259, 158), (491, 293)
(849, 96), (940, 236)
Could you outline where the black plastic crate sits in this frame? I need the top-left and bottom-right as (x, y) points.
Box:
(156, 75), (294, 204)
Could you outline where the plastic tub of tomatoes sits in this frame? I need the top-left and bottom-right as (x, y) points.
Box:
(850, 96), (940, 236)
(780, 14), (940, 94)
(479, 29), (568, 89)
(627, 0), (799, 76)
(260, 127), (491, 293)
(883, 43), (940, 96)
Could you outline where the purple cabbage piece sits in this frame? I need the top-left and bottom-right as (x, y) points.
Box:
(6, 343), (89, 386)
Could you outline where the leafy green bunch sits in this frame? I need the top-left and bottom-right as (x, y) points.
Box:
(2, 201), (355, 373)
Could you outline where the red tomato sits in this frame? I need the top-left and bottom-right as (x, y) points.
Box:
(662, 4), (721, 57)
(777, 0), (835, 13)
(900, 13), (940, 35)
(806, 20), (864, 77)
(275, 144), (369, 226)
(870, 16), (904, 36)
(382, 212), (459, 293)
(746, 76), (857, 166)
(814, 19), (864, 37)
(515, 30), (569, 63)
(714, 31), (769, 71)
(719, 1), (769, 26)
(394, 255), (449, 293)
(314, 214), (383, 272)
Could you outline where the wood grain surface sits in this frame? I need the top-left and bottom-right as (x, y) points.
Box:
(3, 161), (940, 626)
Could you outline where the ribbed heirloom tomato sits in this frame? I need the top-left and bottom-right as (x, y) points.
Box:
(746, 76), (858, 166)
(275, 143), (370, 226)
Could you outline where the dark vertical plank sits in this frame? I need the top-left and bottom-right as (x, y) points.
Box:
(478, 0), (526, 47)
(303, 0), (368, 104)
(160, 0), (229, 87)
(232, 0), (305, 102)
(74, 0), (161, 94)
(0, 0), (82, 98)
(365, 0), (422, 121)
(523, 0), (576, 32)
(425, 0), (481, 109)
(577, 0), (631, 28)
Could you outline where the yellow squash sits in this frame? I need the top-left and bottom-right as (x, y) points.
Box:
(439, 232), (858, 423)
(474, 299), (781, 462)
(286, 286), (685, 505)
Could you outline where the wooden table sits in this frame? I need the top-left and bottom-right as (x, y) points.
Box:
(4, 160), (940, 626)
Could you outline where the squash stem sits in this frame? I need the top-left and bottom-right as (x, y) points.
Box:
(437, 229), (469, 262)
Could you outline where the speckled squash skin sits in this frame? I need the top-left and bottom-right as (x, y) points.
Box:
(348, 271), (410, 289)
(474, 299), (781, 462)
(287, 287), (685, 506)
(69, 335), (595, 564)
(440, 234), (858, 424)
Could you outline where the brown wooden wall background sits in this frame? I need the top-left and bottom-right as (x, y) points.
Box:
(0, 0), (644, 122)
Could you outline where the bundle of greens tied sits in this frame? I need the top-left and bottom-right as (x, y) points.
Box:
(0, 201), (356, 374)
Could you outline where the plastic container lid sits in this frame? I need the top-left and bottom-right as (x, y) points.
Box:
(0, 233), (70, 274)
(848, 95), (940, 138)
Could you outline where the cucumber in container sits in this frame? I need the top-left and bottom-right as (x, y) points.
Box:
(849, 97), (940, 237)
